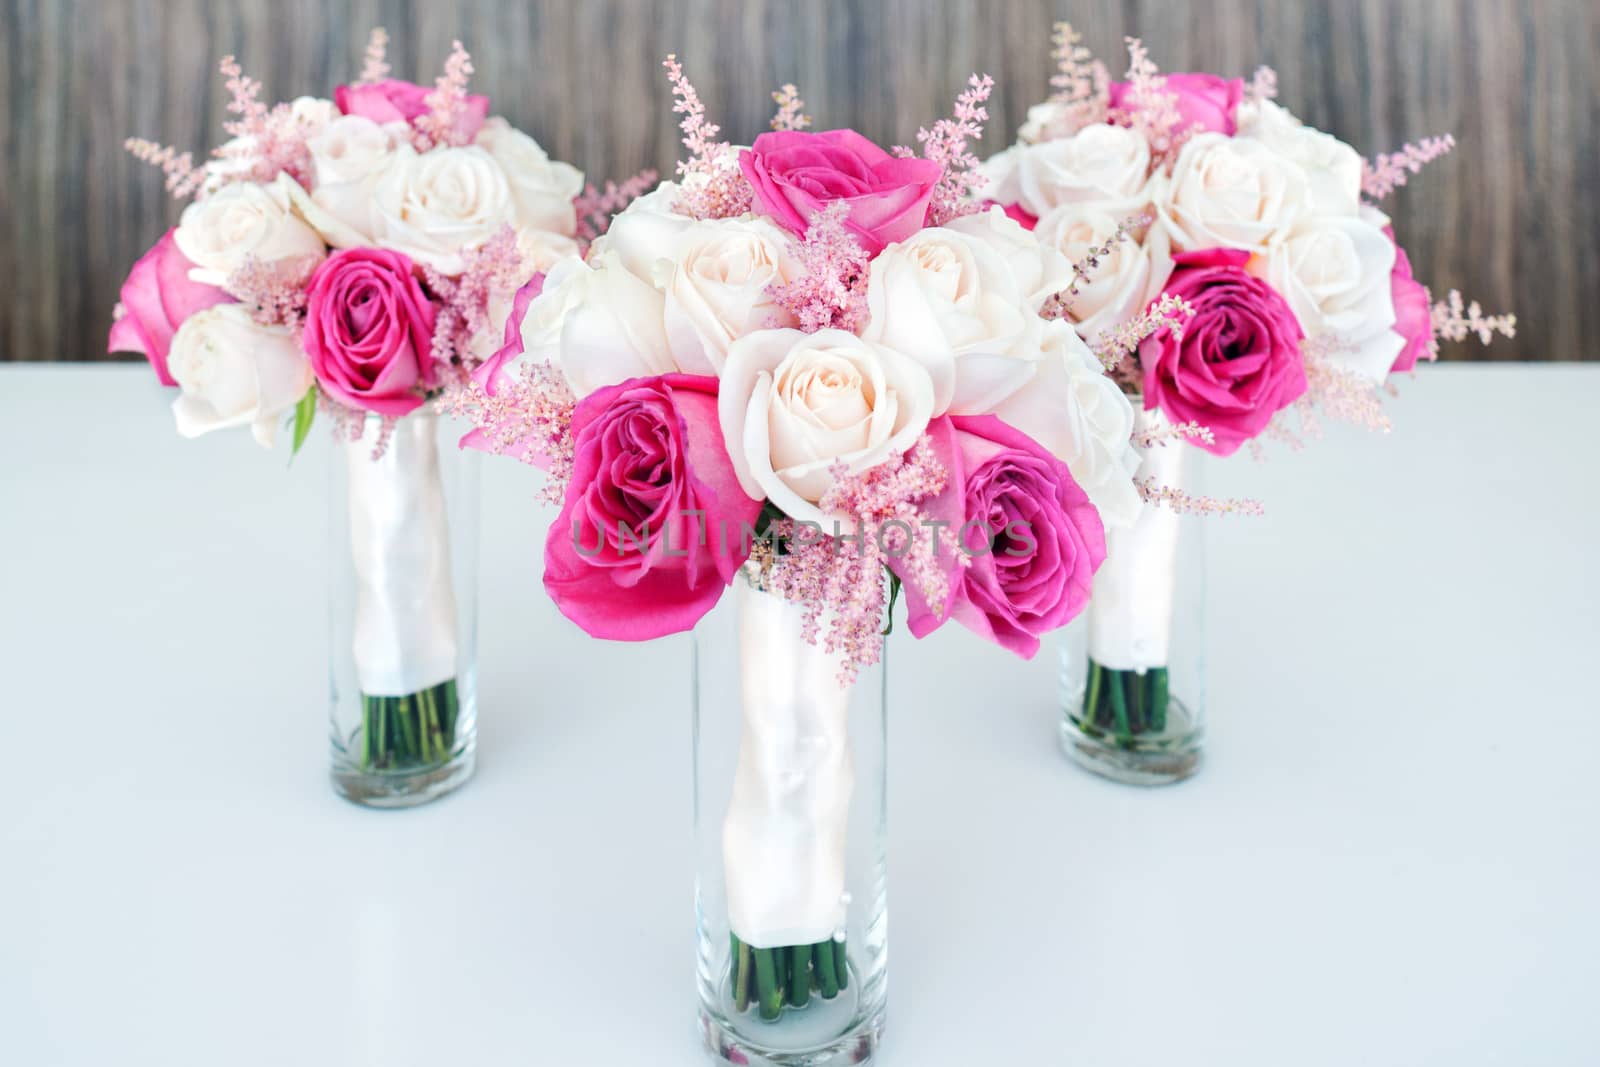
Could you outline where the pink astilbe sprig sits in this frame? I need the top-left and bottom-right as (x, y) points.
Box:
(124, 138), (202, 198)
(767, 201), (871, 333)
(1110, 37), (1188, 166)
(1429, 289), (1516, 356)
(1243, 65), (1279, 105)
(1042, 210), (1151, 320)
(762, 437), (964, 685)
(914, 73), (996, 226)
(1262, 334), (1391, 452)
(770, 84), (812, 131)
(1032, 21), (1110, 141)
(224, 253), (320, 328)
(1136, 476), (1264, 517)
(319, 394), (402, 462)
(1132, 420), (1215, 449)
(413, 40), (478, 151)
(1091, 292), (1195, 371)
(662, 54), (754, 219)
(573, 169), (660, 248)
(359, 27), (391, 84)
(453, 359), (578, 504)
(1361, 135), (1456, 200)
(421, 226), (527, 380)
(212, 55), (314, 188)
(218, 55), (269, 137)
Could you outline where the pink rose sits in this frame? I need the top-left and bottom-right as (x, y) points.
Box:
(303, 247), (437, 415)
(334, 78), (490, 140)
(739, 129), (943, 255)
(1109, 72), (1244, 136)
(1141, 248), (1306, 456)
(544, 375), (763, 640)
(898, 415), (1106, 659)
(107, 230), (233, 386)
(1385, 231), (1432, 374)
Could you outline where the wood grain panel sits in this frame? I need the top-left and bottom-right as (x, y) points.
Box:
(2, 0), (1593, 362)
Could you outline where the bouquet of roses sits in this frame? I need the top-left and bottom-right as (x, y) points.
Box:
(465, 56), (1131, 1058)
(982, 25), (1515, 776)
(107, 31), (588, 802)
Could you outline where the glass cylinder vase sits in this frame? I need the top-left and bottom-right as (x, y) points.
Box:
(328, 408), (479, 807)
(1058, 408), (1206, 785)
(694, 571), (887, 1066)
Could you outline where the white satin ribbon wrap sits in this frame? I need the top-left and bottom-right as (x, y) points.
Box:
(1087, 408), (1185, 671)
(344, 413), (459, 696)
(722, 579), (853, 949)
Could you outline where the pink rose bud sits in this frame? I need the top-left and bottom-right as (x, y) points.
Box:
(303, 247), (438, 416)
(739, 129), (943, 255)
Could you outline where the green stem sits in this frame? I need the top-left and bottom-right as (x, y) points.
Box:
(833, 938), (848, 991)
(1083, 661), (1103, 729)
(733, 936), (752, 1013)
(786, 944), (811, 1007)
(1109, 672), (1130, 737)
(814, 939), (839, 999)
(1150, 668), (1169, 733)
(754, 948), (781, 1020)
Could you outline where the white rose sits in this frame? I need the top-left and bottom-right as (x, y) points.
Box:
(990, 320), (1141, 527)
(474, 118), (584, 237)
(1015, 124), (1154, 217)
(943, 205), (1073, 309)
(588, 199), (694, 284)
(977, 144), (1025, 206)
(306, 115), (402, 240)
(369, 144), (518, 274)
(1161, 132), (1309, 254)
(1033, 204), (1174, 343)
(522, 250), (673, 398)
(1257, 208), (1401, 383)
(514, 229), (582, 273)
(862, 221), (1044, 416)
(1237, 100), (1362, 217)
(719, 329), (936, 525)
(174, 180), (326, 287)
(655, 216), (803, 376)
(167, 304), (313, 448)
(1018, 100), (1076, 143)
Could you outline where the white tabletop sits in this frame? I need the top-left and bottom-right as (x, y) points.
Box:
(2, 364), (1596, 1067)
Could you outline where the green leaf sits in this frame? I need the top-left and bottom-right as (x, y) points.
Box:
(289, 387), (317, 461)
(881, 571), (902, 637)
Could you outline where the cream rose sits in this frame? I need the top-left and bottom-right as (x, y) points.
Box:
(1257, 208), (1402, 383)
(1237, 100), (1363, 217)
(306, 115), (402, 241)
(990, 319), (1141, 527)
(369, 144), (517, 274)
(1033, 204), (1174, 343)
(174, 180), (326, 287)
(1011, 124), (1155, 217)
(943, 205), (1072, 309)
(474, 118), (584, 238)
(1161, 132), (1309, 254)
(521, 251), (673, 398)
(655, 215), (803, 376)
(862, 216), (1052, 416)
(167, 304), (314, 448)
(719, 329), (936, 524)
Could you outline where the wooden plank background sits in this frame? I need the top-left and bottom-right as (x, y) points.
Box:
(2, 0), (1593, 363)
